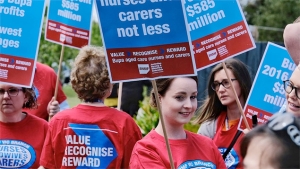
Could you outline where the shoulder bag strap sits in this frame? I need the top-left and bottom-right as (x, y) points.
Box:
(222, 130), (242, 160)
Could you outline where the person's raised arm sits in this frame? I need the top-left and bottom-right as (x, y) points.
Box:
(283, 17), (300, 65)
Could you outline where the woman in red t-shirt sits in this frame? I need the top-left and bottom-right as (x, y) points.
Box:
(194, 58), (252, 169)
(0, 84), (48, 168)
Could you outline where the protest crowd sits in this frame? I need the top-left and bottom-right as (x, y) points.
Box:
(1, 1), (300, 168)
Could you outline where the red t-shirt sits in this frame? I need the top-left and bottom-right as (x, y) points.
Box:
(0, 113), (48, 168)
(40, 104), (142, 169)
(130, 130), (226, 169)
(24, 62), (67, 121)
(213, 112), (244, 169)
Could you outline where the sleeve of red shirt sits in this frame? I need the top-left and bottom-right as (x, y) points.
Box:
(40, 122), (57, 168)
(121, 117), (143, 168)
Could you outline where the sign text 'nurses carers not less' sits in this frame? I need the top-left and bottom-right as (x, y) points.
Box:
(96, 0), (197, 82)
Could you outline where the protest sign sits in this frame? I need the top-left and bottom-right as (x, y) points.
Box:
(185, 0), (255, 70)
(96, 0), (196, 83)
(238, 42), (296, 129)
(46, 0), (93, 49)
(0, 0), (45, 87)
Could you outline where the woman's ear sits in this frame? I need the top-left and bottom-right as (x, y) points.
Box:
(23, 94), (29, 108)
(158, 94), (162, 103)
(24, 91), (29, 102)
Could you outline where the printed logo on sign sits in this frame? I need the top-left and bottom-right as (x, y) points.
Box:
(60, 34), (66, 42)
(207, 49), (218, 61)
(0, 140), (36, 168)
(138, 64), (150, 74)
(0, 69), (8, 79)
(66, 36), (72, 44)
(178, 159), (216, 169)
(62, 124), (118, 168)
(219, 147), (239, 169)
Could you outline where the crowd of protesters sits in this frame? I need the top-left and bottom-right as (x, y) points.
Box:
(1, 18), (300, 169)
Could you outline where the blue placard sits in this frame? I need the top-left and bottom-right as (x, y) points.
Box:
(185, 0), (243, 41)
(238, 43), (295, 129)
(96, 0), (190, 48)
(47, 0), (93, 30)
(0, 0), (45, 87)
(248, 43), (295, 114)
(0, 0), (45, 59)
(46, 0), (93, 48)
(183, 0), (255, 71)
(95, 0), (197, 82)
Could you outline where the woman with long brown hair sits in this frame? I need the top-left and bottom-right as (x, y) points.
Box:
(194, 58), (252, 169)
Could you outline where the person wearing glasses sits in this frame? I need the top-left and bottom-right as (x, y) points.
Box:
(194, 58), (252, 169)
(39, 45), (142, 169)
(282, 16), (300, 117)
(282, 68), (300, 117)
(240, 112), (300, 169)
(0, 84), (48, 168)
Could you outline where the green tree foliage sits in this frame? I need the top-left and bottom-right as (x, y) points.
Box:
(91, 21), (103, 46)
(243, 0), (300, 42)
(38, 19), (102, 66)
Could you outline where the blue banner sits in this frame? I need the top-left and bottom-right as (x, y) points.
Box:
(0, 0), (45, 87)
(185, 0), (243, 41)
(46, 0), (93, 48)
(239, 42), (295, 129)
(248, 43), (295, 113)
(0, 0), (45, 59)
(96, 0), (190, 48)
(47, 0), (93, 30)
(95, 0), (197, 82)
(183, 0), (255, 71)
